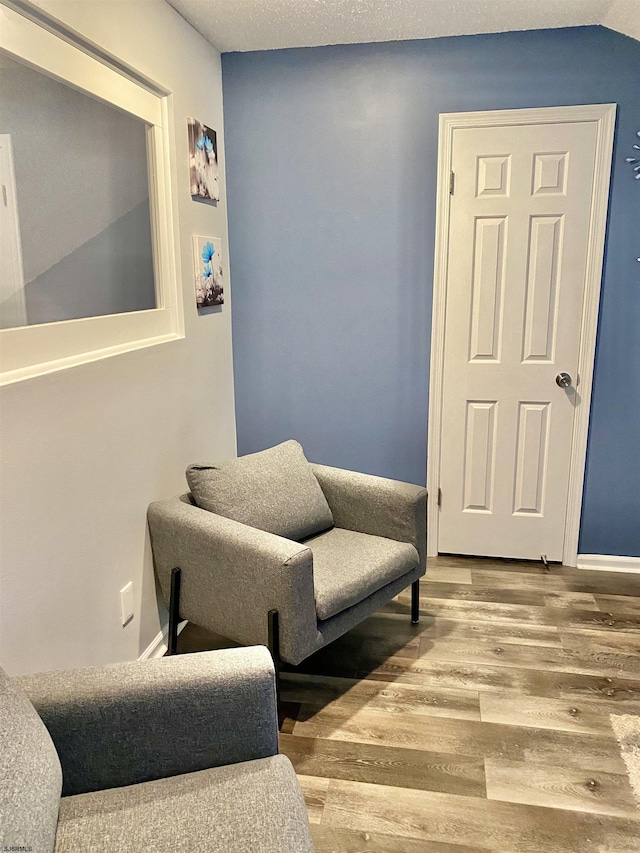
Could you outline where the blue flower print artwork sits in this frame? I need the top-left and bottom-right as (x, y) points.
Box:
(188, 118), (219, 201)
(198, 135), (214, 155)
(202, 241), (215, 265)
(193, 236), (223, 308)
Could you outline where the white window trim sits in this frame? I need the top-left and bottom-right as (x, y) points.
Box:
(0, 3), (184, 386)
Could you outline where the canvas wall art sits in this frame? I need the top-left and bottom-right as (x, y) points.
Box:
(188, 117), (219, 201)
(193, 236), (223, 307)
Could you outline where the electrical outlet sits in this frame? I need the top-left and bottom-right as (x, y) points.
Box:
(120, 581), (134, 627)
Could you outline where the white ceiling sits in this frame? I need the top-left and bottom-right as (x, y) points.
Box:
(167, 0), (640, 53)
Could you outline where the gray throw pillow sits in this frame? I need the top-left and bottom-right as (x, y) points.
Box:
(186, 440), (334, 541)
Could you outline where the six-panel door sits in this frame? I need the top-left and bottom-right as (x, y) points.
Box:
(439, 121), (599, 561)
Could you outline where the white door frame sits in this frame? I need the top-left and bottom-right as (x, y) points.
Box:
(426, 104), (616, 567)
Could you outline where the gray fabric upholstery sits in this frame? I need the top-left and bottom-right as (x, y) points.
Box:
(4, 652), (314, 853)
(305, 527), (420, 620)
(311, 463), (428, 573)
(18, 647), (278, 797)
(0, 667), (62, 853)
(187, 439), (333, 541)
(148, 499), (319, 664)
(149, 453), (427, 666)
(55, 755), (314, 853)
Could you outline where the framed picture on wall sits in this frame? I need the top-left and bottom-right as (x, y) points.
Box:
(187, 117), (219, 201)
(193, 236), (223, 308)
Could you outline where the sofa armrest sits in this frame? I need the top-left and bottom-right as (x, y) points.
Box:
(311, 464), (427, 571)
(147, 498), (318, 665)
(17, 647), (278, 796)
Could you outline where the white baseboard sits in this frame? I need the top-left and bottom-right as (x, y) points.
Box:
(576, 554), (640, 574)
(139, 621), (187, 660)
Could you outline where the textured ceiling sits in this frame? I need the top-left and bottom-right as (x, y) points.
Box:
(602, 0), (640, 40)
(167, 0), (640, 52)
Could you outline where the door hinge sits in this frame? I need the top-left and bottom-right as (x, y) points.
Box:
(2, 185), (7, 207)
(437, 487), (442, 508)
(449, 171), (455, 195)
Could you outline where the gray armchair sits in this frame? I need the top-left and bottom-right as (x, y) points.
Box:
(147, 441), (427, 667)
(1, 648), (314, 853)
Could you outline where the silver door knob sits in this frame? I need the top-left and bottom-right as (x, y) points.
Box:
(556, 372), (572, 388)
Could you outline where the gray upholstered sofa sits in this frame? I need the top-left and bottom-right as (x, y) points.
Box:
(1, 647), (314, 852)
(148, 440), (427, 665)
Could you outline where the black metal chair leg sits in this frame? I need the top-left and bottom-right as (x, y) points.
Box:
(267, 609), (281, 711)
(167, 567), (181, 655)
(411, 579), (420, 624)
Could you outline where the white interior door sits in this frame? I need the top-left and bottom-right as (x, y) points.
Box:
(0, 134), (27, 329)
(438, 118), (608, 562)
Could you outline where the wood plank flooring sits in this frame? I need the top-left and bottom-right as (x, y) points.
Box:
(178, 556), (640, 852)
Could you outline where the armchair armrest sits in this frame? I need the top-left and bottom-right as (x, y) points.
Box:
(147, 498), (318, 665)
(17, 647), (277, 796)
(311, 464), (427, 571)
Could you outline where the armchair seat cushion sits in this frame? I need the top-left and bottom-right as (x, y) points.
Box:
(305, 527), (420, 620)
(55, 755), (313, 853)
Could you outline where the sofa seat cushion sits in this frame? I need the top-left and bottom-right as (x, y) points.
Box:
(305, 527), (419, 620)
(186, 439), (333, 541)
(54, 755), (314, 853)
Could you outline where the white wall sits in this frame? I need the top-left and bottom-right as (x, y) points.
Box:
(0, 0), (237, 675)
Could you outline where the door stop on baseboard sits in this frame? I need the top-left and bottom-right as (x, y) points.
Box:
(540, 554), (549, 571)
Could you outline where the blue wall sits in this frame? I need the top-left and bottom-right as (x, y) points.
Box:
(222, 26), (640, 557)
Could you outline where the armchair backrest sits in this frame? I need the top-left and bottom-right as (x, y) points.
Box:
(185, 440), (334, 541)
(0, 667), (62, 853)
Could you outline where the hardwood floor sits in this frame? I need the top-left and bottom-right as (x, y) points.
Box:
(178, 556), (640, 852)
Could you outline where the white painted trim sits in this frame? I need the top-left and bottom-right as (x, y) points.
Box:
(426, 111), (455, 557)
(577, 554), (640, 574)
(427, 104), (617, 566)
(138, 620), (187, 661)
(561, 104), (617, 567)
(0, 4), (184, 385)
(0, 4), (161, 124)
(0, 331), (182, 387)
(0, 134), (27, 328)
